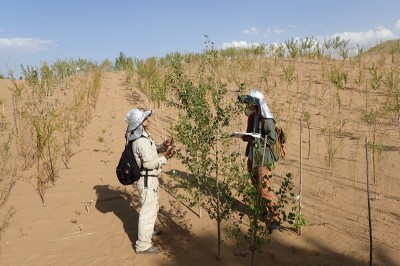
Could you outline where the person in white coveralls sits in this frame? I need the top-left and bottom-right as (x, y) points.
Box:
(125, 108), (173, 254)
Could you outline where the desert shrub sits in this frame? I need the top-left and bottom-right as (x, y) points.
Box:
(165, 40), (298, 264)
(10, 60), (104, 205)
(0, 134), (16, 250)
(169, 48), (242, 260)
(135, 57), (167, 107)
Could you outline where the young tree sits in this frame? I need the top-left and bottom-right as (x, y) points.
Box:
(169, 45), (241, 260)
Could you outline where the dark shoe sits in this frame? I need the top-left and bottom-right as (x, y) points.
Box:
(260, 211), (269, 222)
(136, 246), (160, 255)
(268, 221), (279, 231)
(153, 228), (162, 236)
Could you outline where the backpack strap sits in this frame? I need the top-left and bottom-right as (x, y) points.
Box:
(258, 116), (266, 139)
(144, 170), (148, 188)
(128, 135), (149, 188)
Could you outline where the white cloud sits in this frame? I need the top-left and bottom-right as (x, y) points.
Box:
(0, 37), (56, 53)
(273, 28), (284, 34)
(241, 25), (290, 39)
(321, 27), (398, 46)
(242, 27), (259, 35)
(262, 27), (285, 37)
(221, 41), (261, 49)
(395, 19), (400, 31)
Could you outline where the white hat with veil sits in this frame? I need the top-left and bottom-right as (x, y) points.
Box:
(125, 109), (152, 141)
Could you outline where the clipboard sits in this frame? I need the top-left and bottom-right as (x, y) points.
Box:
(229, 132), (262, 139)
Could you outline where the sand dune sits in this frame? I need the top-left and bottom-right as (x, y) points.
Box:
(1, 54), (399, 266)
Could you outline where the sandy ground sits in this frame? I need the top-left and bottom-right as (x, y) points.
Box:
(0, 67), (399, 266)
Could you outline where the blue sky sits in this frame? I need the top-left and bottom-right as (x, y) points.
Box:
(1, 0), (400, 77)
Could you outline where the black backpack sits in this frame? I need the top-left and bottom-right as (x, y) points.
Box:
(116, 139), (141, 185)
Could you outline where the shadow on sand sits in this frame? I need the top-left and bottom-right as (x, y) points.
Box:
(93, 179), (398, 266)
(94, 185), (139, 250)
(93, 184), (223, 264)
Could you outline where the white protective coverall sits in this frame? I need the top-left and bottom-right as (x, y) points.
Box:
(125, 108), (168, 252)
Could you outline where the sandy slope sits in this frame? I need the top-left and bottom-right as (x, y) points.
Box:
(0, 69), (399, 266)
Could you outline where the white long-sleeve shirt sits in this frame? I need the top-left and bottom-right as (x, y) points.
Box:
(132, 131), (167, 177)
